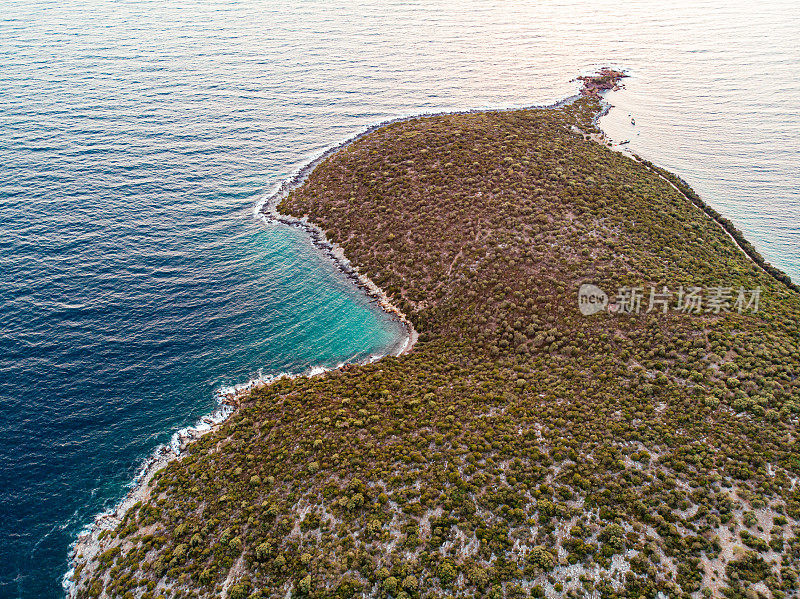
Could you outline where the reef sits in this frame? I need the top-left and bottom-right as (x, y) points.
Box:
(576, 68), (627, 96)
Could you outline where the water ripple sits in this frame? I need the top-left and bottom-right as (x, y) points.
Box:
(0, 0), (798, 596)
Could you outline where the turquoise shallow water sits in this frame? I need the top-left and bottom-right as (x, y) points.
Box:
(0, 0), (798, 596)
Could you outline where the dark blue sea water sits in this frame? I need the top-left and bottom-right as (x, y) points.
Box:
(0, 0), (798, 596)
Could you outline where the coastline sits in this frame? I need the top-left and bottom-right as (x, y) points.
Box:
(62, 80), (602, 597)
(64, 113), (433, 597)
(587, 121), (800, 295)
(252, 91), (595, 356)
(67, 68), (798, 597)
(64, 359), (412, 596)
(64, 70), (800, 599)
(63, 395), (234, 596)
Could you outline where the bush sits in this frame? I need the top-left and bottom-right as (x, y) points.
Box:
(228, 583), (250, 599)
(297, 574), (311, 595)
(383, 576), (398, 594)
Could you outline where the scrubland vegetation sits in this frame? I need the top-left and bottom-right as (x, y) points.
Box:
(72, 95), (800, 599)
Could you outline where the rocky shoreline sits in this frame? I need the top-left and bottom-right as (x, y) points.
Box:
(64, 69), (627, 597)
(259, 184), (418, 358)
(577, 67), (627, 96)
(64, 148), (422, 599)
(252, 81), (618, 354)
(64, 397), (235, 597)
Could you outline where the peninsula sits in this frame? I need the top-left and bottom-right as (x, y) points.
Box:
(68, 75), (800, 599)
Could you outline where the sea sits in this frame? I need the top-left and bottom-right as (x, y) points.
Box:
(0, 0), (798, 596)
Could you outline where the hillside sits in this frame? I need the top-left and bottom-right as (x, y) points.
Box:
(70, 95), (800, 599)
